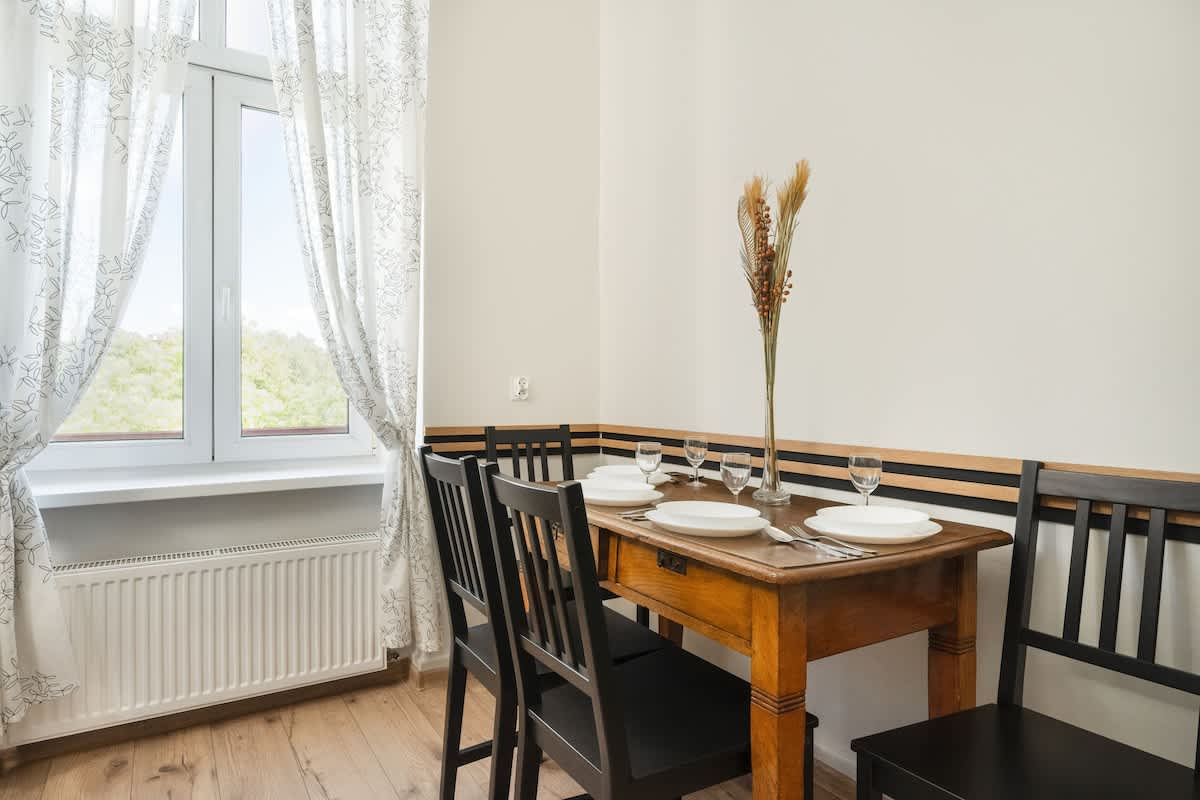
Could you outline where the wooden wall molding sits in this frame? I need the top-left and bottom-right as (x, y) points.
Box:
(424, 424), (1200, 540)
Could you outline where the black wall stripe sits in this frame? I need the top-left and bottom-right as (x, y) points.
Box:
(425, 426), (1198, 544)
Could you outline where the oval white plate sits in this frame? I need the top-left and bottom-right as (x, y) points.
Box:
(579, 479), (663, 507)
(816, 505), (930, 536)
(590, 465), (670, 486)
(654, 501), (761, 528)
(646, 509), (766, 538)
(804, 515), (942, 545)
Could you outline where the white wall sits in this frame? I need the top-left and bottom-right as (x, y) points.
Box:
(423, 0), (602, 426)
(600, 0), (1200, 470)
(597, 0), (1200, 774)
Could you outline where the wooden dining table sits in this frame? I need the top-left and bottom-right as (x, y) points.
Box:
(563, 476), (1011, 800)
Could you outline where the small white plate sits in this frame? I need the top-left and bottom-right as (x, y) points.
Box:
(646, 509), (767, 538)
(816, 505), (930, 537)
(590, 465), (671, 486)
(654, 501), (761, 528)
(804, 515), (942, 545)
(579, 479), (663, 507)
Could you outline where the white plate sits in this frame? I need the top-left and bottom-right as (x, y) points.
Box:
(804, 515), (942, 545)
(654, 501), (761, 529)
(579, 479), (663, 507)
(815, 505), (930, 536)
(590, 465), (670, 486)
(646, 509), (767, 538)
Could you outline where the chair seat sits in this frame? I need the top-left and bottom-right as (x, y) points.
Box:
(532, 647), (753, 794)
(462, 605), (665, 679)
(852, 703), (1200, 800)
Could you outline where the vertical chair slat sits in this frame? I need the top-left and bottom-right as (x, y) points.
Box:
(1062, 499), (1092, 642)
(438, 481), (468, 593)
(511, 510), (547, 647)
(1136, 507), (1168, 662)
(539, 518), (578, 669)
(511, 442), (522, 479)
(451, 482), (483, 598)
(539, 441), (550, 483)
(438, 482), (471, 595)
(1098, 503), (1128, 652)
(526, 444), (537, 483)
(525, 514), (565, 658)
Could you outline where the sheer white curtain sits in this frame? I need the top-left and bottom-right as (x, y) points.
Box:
(265, 0), (442, 654)
(0, 1), (195, 737)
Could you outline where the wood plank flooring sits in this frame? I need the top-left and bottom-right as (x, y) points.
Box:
(0, 673), (854, 799)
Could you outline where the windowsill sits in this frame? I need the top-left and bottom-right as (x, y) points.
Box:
(28, 456), (386, 509)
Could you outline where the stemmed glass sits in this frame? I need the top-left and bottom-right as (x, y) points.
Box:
(683, 435), (708, 486)
(720, 452), (753, 504)
(635, 441), (663, 485)
(848, 453), (883, 505)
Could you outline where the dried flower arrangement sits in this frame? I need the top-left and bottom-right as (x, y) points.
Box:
(737, 160), (810, 504)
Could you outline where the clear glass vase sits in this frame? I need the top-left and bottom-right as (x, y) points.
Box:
(753, 377), (791, 505)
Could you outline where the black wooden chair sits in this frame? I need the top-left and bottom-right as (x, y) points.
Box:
(420, 447), (667, 800)
(485, 424), (576, 481)
(485, 423), (653, 627)
(480, 466), (760, 800)
(852, 461), (1200, 800)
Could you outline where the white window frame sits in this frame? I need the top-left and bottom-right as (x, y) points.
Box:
(211, 72), (372, 461)
(31, 4), (373, 472)
(34, 70), (215, 471)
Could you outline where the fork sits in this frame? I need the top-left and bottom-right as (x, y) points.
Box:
(618, 506), (657, 517)
(788, 526), (877, 555)
(763, 526), (856, 559)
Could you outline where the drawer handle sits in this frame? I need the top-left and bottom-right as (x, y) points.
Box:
(656, 549), (687, 575)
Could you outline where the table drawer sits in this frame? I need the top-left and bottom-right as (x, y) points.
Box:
(613, 537), (752, 641)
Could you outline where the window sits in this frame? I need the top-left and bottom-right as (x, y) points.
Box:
(36, 1), (371, 472)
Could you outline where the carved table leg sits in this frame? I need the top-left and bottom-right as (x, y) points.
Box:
(750, 583), (808, 800)
(928, 554), (977, 718)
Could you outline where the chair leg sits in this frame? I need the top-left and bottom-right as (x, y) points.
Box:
(856, 755), (881, 800)
(488, 691), (518, 800)
(805, 731), (814, 800)
(636, 604), (650, 627)
(513, 715), (542, 800)
(439, 655), (468, 800)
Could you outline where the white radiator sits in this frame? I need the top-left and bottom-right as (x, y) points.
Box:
(9, 533), (385, 746)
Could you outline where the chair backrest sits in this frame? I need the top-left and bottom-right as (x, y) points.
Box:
(480, 464), (630, 782)
(997, 460), (1200, 772)
(485, 424), (575, 482)
(421, 447), (507, 647)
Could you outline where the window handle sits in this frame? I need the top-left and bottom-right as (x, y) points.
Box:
(220, 285), (232, 322)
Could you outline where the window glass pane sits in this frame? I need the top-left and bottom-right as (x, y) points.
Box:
(56, 110), (185, 443)
(226, 0), (271, 55)
(239, 107), (348, 437)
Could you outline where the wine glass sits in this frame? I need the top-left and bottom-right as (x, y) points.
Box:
(683, 435), (708, 486)
(635, 441), (662, 485)
(720, 452), (752, 504)
(848, 453), (883, 505)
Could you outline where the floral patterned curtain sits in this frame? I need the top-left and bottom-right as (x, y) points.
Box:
(0, 0), (195, 738)
(265, 0), (442, 654)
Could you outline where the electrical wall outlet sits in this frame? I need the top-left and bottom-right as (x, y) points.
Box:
(510, 375), (530, 401)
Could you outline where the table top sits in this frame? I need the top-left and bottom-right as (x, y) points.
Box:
(585, 476), (1012, 585)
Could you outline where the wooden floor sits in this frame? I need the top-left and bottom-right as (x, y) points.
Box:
(0, 672), (853, 800)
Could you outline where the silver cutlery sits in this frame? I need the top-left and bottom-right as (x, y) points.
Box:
(788, 525), (877, 556)
(763, 526), (856, 559)
(618, 506), (657, 517)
